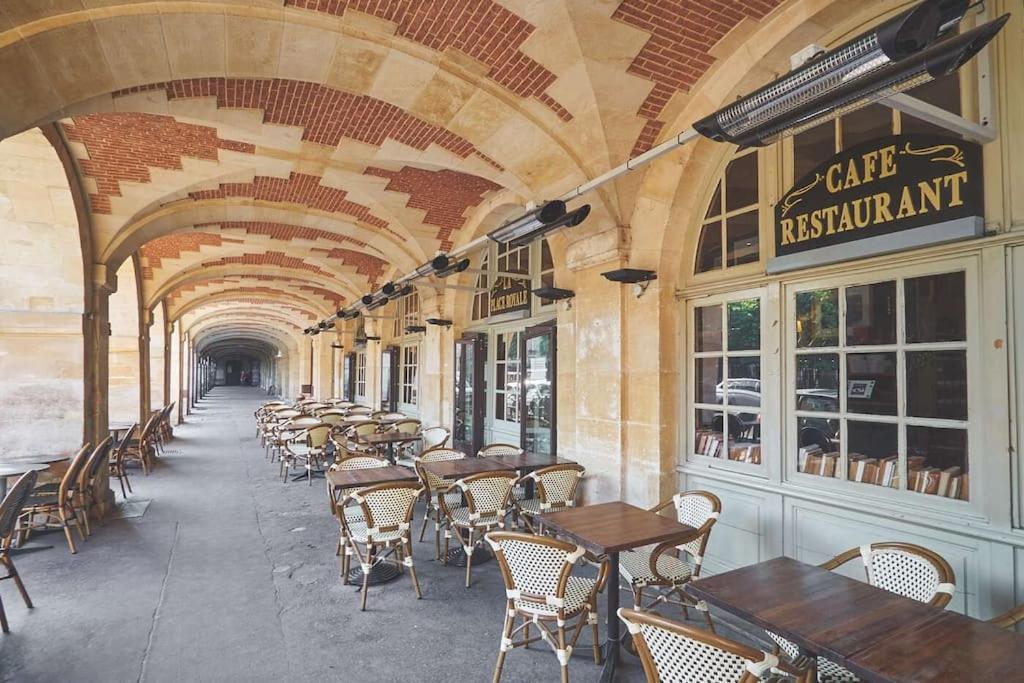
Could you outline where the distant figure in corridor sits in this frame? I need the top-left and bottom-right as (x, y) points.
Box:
(240, 370), (248, 386)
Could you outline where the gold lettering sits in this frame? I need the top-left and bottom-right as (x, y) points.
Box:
(809, 211), (824, 239)
(826, 163), (843, 193)
(918, 178), (942, 214)
(944, 171), (968, 207)
(872, 192), (894, 224)
(823, 206), (840, 235)
(797, 214), (809, 242)
(844, 159), (861, 189)
(852, 198), (871, 228)
(861, 150), (879, 184)
(780, 218), (796, 245)
(838, 204), (854, 232)
(879, 145), (897, 178)
(897, 186), (917, 219)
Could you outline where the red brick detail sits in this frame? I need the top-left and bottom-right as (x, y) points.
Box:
(612, 0), (782, 154)
(62, 113), (255, 214)
(194, 221), (368, 247)
(139, 232), (247, 278)
(115, 78), (503, 168)
(364, 166), (499, 250)
(298, 285), (345, 307)
(284, 1), (571, 121)
(309, 247), (387, 286)
(200, 252), (336, 278)
(186, 172), (401, 240)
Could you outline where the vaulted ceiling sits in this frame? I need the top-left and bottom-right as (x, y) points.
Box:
(0, 0), (785, 348)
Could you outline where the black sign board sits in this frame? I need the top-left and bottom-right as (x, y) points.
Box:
(489, 275), (531, 316)
(768, 134), (983, 273)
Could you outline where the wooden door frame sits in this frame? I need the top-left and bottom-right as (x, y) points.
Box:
(454, 332), (486, 454)
(521, 320), (556, 456)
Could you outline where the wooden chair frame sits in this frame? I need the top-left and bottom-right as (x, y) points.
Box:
(439, 471), (517, 588)
(514, 463), (585, 532)
(413, 446), (466, 559)
(280, 423), (331, 485)
(79, 436), (113, 535)
(125, 414), (161, 475)
(989, 604), (1024, 630)
(108, 425), (136, 499)
(619, 608), (796, 683)
(18, 444), (92, 554)
(338, 481), (424, 610)
(1, 470), (38, 633)
(487, 531), (607, 683)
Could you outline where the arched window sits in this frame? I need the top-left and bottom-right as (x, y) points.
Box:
(695, 149), (760, 274)
(393, 287), (420, 337)
(472, 252), (490, 320)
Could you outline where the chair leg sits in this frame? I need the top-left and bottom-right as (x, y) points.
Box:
(1, 556), (32, 609)
(523, 618), (530, 649)
(0, 593), (8, 634)
(117, 473), (127, 499)
(124, 469), (133, 494)
(634, 587), (642, 610)
(558, 625), (569, 683)
(418, 506), (430, 542)
(405, 540), (422, 600)
(492, 607), (514, 683)
(360, 546), (373, 612)
(60, 508), (77, 554)
(464, 529), (475, 588)
(590, 610), (602, 664)
(78, 498), (91, 538)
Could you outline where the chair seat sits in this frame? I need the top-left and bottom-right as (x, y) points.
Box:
(449, 507), (503, 528)
(768, 632), (859, 683)
(619, 548), (693, 587)
(514, 576), (596, 617)
(344, 519), (405, 544)
(430, 491), (464, 510)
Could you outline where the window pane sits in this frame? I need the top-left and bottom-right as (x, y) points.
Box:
(841, 104), (893, 149)
(848, 421), (898, 487)
(726, 411), (761, 464)
(695, 305), (722, 353)
(794, 121), (835, 181)
(797, 416), (840, 477)
(906, 350), (968, 420)
(847, 352), (897, 416)
(907, 426), (968, 500)
(726, 211), (759, 267)
(903, 72), (962, 136)
(541, 240), (554, 270)
(695, 358), (723, 405)
(796, 289), (839, 347)
(846, 281), (896, 346)
(704, 181), (722, 220)
(726, 357), (761, 409)
(727, 299), (760, 351)
(905, 272), (966, 343)
(725, 153), (758, 211)
(796, 354), (839, 412)
(695, 221), (722, 273)
(694, 409), (724, 458)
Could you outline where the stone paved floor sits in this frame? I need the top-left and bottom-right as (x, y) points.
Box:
(0, 387), (758, 682)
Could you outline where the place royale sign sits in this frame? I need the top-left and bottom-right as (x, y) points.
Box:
(489, 274), (531, 316)
(767, 134), (983, 273)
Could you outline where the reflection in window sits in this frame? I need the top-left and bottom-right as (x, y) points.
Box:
(538, 240), (556, 306)
(401, 345), (418, 406)
(692, 298), (762, 465)
(793, 272), (969, 500)
(472, 253), (490, 320)
(695, 151), (759, 274)
(494, 331), (521, 423)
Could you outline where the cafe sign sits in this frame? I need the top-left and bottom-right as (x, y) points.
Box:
(489, 275), (531, 316)
(768, 134), (983, 274)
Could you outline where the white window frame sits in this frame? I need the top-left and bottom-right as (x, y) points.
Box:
(355, 351), (367, 401)
(399, 342), (419, 414)
(783, 256), (980, 512)
(686, 287), (769, 476)
(492, 327), (523, 431)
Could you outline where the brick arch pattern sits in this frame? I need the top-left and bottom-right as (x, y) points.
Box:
(284, 0), (571, 122)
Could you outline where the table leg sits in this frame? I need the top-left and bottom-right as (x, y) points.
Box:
(600, 551), (620, 682)
(387, 442), (396, 464)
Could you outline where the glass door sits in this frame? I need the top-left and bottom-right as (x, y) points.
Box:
(454, 333), (486, 454)
(381, 346), (398, 411)
(521, 322), (556, 456)
(343, 353), (355, 401)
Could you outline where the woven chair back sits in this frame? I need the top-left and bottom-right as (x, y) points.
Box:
(60, 443), (93, 505)
(392, 419), (421, 435)
(671, 491), (722, 565)
(487, 531), (579, 609)
(478, 443), (523, 458)
(0, 469), (38, 539)
(415, 447), (465, 491)
(420, 427), (450, 450)
(352, 482), (420, 542)
(460, 471), (516, 518)
(533, 464), (585, 511)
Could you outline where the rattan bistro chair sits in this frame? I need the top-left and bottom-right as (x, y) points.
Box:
(768, 542), (956, 683)
(413, 447), (466, 558)
(477, 443), (523, 458)
(18, 444), (92, 554)
(440, 471), (516, 588)
(515, 463), (584, 532)
(108, 424), (136, 498)
(487, 531), (606, 682)
(125, 414), (160, 475)
(281, 423), (332, 485)
(990, 603), (1024, 630)
(79, 436), (114, 535)
(618, 608), (793, 683)
(618, 491), (721, 630)
(0, 470), (38, 634)
(339, 481), (423, 610)
(328, 455), (388, 570)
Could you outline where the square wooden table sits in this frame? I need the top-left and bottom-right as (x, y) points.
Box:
(539, 501), (696, 682)
(419, 457), (514, 480)
(485, 453), (575, 472)
(326, 465), (418, 491)
(684, 556), (1024, 682)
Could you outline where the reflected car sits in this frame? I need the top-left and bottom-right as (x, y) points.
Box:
(715, 379), (762, 408)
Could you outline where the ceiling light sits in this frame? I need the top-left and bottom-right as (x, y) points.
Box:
(695, 5), (1003, 147)
(488, 201), (566, 245)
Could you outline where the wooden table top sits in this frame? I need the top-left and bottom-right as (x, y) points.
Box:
(326, 465), (418, 490)
(486, 453), (575, 471)
(539, 501), (695, 555)
(420, 458), (513, 479)
(0, 452), (73, 465)
(358, 432), (421, 445)
(844, 609), (1024, 682)
(686, 557), (953, 665)
(0, 462), (51, 477)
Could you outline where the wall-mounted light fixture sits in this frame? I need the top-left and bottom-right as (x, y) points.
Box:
(426, 318), (453, 328)
(330, 342), (343, 349)
(602, 268), (658, 298)
(364, 335), (381, 341)
(532, 286), (575, 301)
(405, 325), (427, 334)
